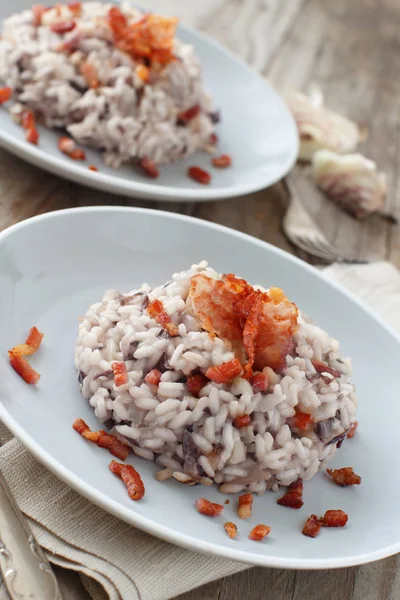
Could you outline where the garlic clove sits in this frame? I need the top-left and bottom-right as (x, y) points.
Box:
(312, 149), (387, 218)
(285, 88), (362, 162)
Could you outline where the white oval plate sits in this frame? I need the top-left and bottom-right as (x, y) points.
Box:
(0, 1), (298, 202)
(1, 207), (399, 569)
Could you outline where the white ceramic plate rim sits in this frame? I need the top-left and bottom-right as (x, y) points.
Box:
(1, 206), (399, 570)
(0, 22), (298, 202)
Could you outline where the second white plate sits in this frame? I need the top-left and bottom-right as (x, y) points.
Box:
(0, 0), (298, 202)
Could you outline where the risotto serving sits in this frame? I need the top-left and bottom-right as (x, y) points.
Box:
(0, 2), (218, 169)
(74, 262), (357, 494)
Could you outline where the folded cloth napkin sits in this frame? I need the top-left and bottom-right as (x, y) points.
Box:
(1, 261), (399, 600)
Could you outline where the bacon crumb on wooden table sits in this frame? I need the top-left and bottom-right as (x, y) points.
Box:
(195, 498), (224, 517)
(302, 514), (322, 538)
(326, 467), (361, 487)
(248, 525), (271, 541)
(237, 493), (253, 519)
(224, 522), (238, 539)
(277, 478), (304, 509)
(109, 460), (145, 501)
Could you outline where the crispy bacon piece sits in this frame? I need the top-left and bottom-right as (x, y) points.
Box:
(187, 373), (208, 397)
(109, 460), (145, 501)
(320, 509), (348, 527)
(290, 411), (314, 431)
(224, 522), (237, 539)
(80, 61), (99, 89)
(326, 467), (361, 487)
(177, 104), (201, 124)
(26, 127), (39, 145)
(233, 414), (251, 429)
(112, 361), (129, 386)
(0, 87), (12, 104)
(51, 21), (77, 34)
(21, 109), (35, 129)
(188, 166), (211, 184)
(32, 4), (47, 26)
(312, 359), (341, 379)
(302, 514), (322, 538)
(249, 524), (271, 541)
(238, 492), (253, 519)
(58, 136), (86, 160)
(212, 154), (232, 168)
(187, 275), (298, 376)
(73, 419), (130, 461)
(108, 8), (178, 66)
(250, 372), (268, 393)
(89, 165), (98, 172)
(145, 368), (162, 385)
(147, 299), (178, 336)
(68, 2), (82, 15)
(347, 421), (358, 439)
(136, 64), (150, 83)
(139, 157), (159, 178)
(8, 352), (40, 384)
(277, 478), (304, 509)
(195, 498), (224, 517)
(8, 325), (44, 384)
(205, 358), (243, 384)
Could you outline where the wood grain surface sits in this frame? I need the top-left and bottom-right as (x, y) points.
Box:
(0, 1), (399, 599)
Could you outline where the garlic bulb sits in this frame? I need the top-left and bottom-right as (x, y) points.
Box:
(312, 150), (387, 218)
(286, 87), (363, 161)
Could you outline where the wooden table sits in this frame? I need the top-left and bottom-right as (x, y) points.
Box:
(1, 1), (399, 599)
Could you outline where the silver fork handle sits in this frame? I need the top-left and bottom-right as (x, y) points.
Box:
(0, 468), (63, 600)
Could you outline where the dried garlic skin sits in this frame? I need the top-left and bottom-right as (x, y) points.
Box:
(285, 89), (362, 161)
(312, 150), (387, 218)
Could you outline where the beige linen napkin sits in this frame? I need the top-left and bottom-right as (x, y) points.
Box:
(1, 261), (399, 600)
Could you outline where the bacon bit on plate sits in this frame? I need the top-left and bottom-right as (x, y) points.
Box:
(147, 299), (178, 336)
(302, 514), (322, 538)
(109, 460), (145, 501)
(212, 154), (232, 168)
(249, 524), (271, 541)
(320, 509), (348, 527)
(88, 165), (98, 172)
(205, 358), (243, 384)
(347, 421), (358, 438)
(233, 414), (251, 429)
(277, 478), (304, 509)
(139, 157), (159, 179)
(73, 418), (130, 461)
(250, 372), (268, 393)
(51, 21), (77, 34)
(187, 373), (208, 397)
(8, 352), (41, 385)
(209, 133), (218, 145)
(8, 325), (44, 384)
(136, 64), (150, 83)
(68, 2), (82, 15)
(224, 522), (238, 539)
(177, 104), (201, 125)
(290, 411), (314, 431)
(32, 4), (47, 26)
(237, 492), (253, 519)
(0, 87), (12, 104)
(145, 368), (162, 385)
(112, 361), (129, 386)
(25, 127), (39, 145)
(58, 136), (86, 160)
(326, 467), (361, 487)
(311, 359), (341, 379)
(195, 498), (224, 517)
(21, 109), (35, 130)
(80, 61), (99, 89)
(187, 166), (211, 185)
(224, 499), (230, 505)
(108, 7), (178, 66)
(187, 275), (298, 376)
